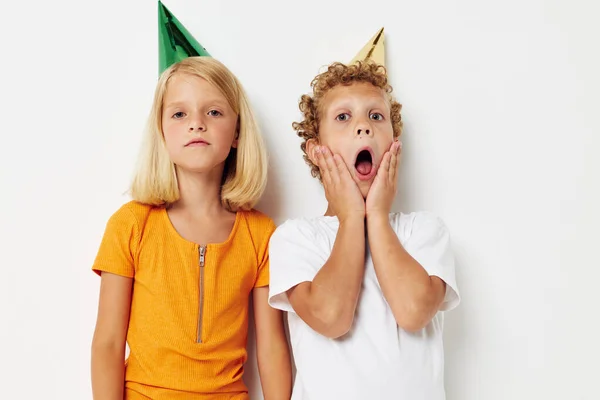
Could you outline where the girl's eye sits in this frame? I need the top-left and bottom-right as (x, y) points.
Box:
(370, 113), (384, 121)
(336, 113), (350, 121)
(173, 112), (186, 119)
(208, 110), (222, 117)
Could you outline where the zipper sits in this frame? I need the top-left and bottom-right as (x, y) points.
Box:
(197, 245), (206, 343)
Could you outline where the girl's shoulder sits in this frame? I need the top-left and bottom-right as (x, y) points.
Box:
(237, 208), (277, 239)
(106, 200), (161, 232)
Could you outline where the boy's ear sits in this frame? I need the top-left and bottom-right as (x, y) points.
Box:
(306, 139), (319, 164)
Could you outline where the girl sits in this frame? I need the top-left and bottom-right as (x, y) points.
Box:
(91, 57), (292, 400)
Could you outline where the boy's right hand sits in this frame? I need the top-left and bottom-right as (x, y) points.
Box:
(315, 145), (365, 222)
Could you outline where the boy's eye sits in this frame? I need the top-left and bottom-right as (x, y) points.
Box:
(208, 110), (222, 117)
(336, 113), (350, 121)
(370, 113), (384, 121)
(173, 112), (186, 119)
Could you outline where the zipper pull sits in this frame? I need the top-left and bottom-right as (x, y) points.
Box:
(199, 245), (206, 267)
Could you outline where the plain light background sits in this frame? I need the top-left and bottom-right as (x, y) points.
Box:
(1, 0), (599, 398)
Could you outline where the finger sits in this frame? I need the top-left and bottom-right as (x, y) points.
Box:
(322, 146), (340, 185)
(315, 146), (331, 185)
(395, 141), (403, 180)
(388, 140), (396, 152)
(333, 154), (351, 180)
(379, 151), (391, 180)
(389, 142), (400, 182)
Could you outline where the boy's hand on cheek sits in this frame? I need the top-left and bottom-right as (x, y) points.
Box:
(315, 145), (365, 223)
(366, 140), (402, 219)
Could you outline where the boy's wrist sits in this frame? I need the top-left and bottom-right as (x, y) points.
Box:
(366, 212), (391, 228)
(338, 213), (365, 227)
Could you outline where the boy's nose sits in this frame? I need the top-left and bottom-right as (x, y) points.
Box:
(355, 118), (372, 136)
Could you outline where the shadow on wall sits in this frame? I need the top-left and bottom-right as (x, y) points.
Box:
(393, 120), (415, 214)
(244, 109), (296, 398)
(392, 123), (468, 399)
(442, 241), (468, 400)
(255, 115), (284, 223)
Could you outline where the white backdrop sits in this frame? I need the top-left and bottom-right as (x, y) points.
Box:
(1, 0), (599, 399)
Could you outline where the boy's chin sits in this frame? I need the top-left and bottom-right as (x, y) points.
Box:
(357, 181), (372, 199)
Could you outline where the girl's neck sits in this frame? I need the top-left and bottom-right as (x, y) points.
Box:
(170, 167), (230, 217)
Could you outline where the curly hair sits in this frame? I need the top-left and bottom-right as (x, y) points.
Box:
(292, 61), (403, 180)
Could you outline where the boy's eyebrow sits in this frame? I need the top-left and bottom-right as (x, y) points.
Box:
(326, 98), (390, 113)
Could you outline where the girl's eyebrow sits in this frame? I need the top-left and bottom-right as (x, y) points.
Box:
(164, 99), (229, 109)
(164, 101), (186, 109)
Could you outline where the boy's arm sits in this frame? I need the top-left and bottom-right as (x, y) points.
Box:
(367, 215), (446, 332)
(366, 141), (445, 331)
(91, 272), (132, 400)
(287, 215), (365, 339)
(253, 286), (292, 400)
(286, 145), (366, 339)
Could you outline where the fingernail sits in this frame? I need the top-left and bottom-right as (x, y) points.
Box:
(398, 141), (403, 150)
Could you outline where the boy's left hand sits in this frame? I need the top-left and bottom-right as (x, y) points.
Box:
(366, 140), (402, 219)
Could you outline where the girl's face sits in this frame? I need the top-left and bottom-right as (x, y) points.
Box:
(161, 73), (238, 175)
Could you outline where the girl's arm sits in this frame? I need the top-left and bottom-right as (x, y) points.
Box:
(253, 286), (292, 400)
(91, 272), (133, 400)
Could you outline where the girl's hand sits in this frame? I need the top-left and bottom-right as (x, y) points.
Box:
(315, 145), (365, 223)
(366, 140), (402, 219)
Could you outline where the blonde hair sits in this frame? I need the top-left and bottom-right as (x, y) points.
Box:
(130, 57), (267, 211)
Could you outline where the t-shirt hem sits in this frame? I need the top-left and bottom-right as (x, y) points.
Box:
(92, 264), (134, 278)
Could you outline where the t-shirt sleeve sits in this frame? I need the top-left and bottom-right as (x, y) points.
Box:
(91, 206), (140, 278)
(399, 212), (460, 311)
(254, 218), (277, 288)
(268, 220), (328, 313)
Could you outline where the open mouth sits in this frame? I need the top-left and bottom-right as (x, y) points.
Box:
(354, 148), (375, 180)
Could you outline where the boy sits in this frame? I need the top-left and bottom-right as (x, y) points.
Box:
(268, 29), (460, 400)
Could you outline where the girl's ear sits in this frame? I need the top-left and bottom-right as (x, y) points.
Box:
(232, 120), (240, 149)
(306, 139), (319, 164)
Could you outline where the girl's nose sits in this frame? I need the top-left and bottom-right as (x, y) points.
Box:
(188, 119), (206, 132)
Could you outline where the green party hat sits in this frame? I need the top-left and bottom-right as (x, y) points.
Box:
(158, 1), (211, 75)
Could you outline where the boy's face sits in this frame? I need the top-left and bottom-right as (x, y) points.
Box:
(311, 82), (395, 198)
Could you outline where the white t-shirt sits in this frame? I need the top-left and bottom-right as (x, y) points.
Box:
(268, 212), (460, 400)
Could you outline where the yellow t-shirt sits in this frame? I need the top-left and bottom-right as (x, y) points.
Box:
(92, 201), (275, 399)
